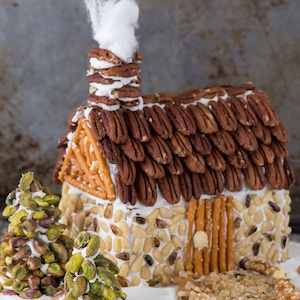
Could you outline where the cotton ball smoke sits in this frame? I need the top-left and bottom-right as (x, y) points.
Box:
(84, 0), (139, 62)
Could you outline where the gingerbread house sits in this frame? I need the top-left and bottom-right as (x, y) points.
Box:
(53, 0), (295, 288)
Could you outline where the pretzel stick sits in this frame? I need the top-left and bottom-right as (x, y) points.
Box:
(193, 200), (205, 278)
(58, 118), (84, 181)
(65, 175), (107, 199)
(73, 146), (97, 189)
(218, 195), (227, 272)
(226, 196), (235, 270)
(82, 119), (115, 200)
(83, 136), (92, 167)
(89, 151), (106, 190)
(94, 173), (106, 191)
(203, 199), (212, 275)
(211, 196), (221, 273)
(186, 198), (198, 272)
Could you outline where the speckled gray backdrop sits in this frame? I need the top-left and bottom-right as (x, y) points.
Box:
(0, 0), (299, 227)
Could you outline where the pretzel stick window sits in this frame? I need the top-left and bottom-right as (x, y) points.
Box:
(211, 196), (221, 273)
(203, 198), (212, 275)
(186, 198), (197, 272)
(82, 119), (115, 200)
(193, 199), (205, 278)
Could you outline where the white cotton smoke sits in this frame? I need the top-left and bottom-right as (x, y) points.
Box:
(84, 0), (139, 62)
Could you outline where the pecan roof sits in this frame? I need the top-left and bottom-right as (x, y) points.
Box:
(53, 49), (295, 206)
(54, 83), (295, 206)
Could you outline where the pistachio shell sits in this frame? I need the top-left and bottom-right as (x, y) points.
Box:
(86, 235), (100, 258)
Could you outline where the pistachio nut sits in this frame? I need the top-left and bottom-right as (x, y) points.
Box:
(11, 225), (26, 237)
(13, 245), (32, 260)
(42, 250), (56, 264)
(30, 177), (43, 192)
(44, 194), (60, 205)
(89, 280), (103, 295)
(41, 275), (60, 287)
(3, 278), (14, 287)
(9, 210), (28, 226)
(11, 261), (29, 281)
(19, 191), (37, 210)
(49, 242), (69, 263)
(94, 254), (119, 274)
(26, 230), (39, 239)
(66, 252), (84, 273)
(81, 259), (96, 281)
(45, 207), (62, 219)
(32, 269), (46, 278)
(38, 218), (52, 229)
(19, 172), (34, 192)
(5, 190), (16, 206)
(32, 210), (48, 220)
(58, 235), (74, 251)
(27, 274), (41, 290)
(27, 257), (42, 271)
(74, 231), (90, 249)
(9, 236), (27, 248)
(65, 290), (77, 300)
(72, 275), (87, 297)
(33, 196), (49, 208)
(86, 235), (100, 258)
(43, 286), (62, 297)
(21, 219), (37, 232)
(47, 263), (65, 277)
(96, 267), (119, 288)
(2, 205), (17, 218)
(64, 271), (75, 291)
(19, 288), (42, 299)
(102, 285), (117, 300)
(33, 238), (47, 255)
(46, 224), (66, 241)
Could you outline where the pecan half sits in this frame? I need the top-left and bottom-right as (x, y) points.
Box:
(270, 139), (289, 159)
(251, 120), (272, 145)
(182, 151), (206, 173)
(135, 170), (157, 206)
(179, 169), (193, 201)
(99, 136), (121, 164)
(191, 172), (202, 199)
(246, 92), (279, 127)
(233, 124), (258, 151)
(120, 135), (145, 162)
(154, 92), (174, 104)
(208, 99), (237, 131)
(56, 130), (71, 148)
(165, 103), (196, 136)
(199, 167), (217, 195)
(124, 110), (150, 142)
(87, 94), (120, 107)
(226, 145), (249, 169)
(250, 143), (275, 166)
(264, 158), (285, 190)
(101, 110), (128, 144)
(225, 82), (256, 96)
(157, 173), (181, 204)
(100, 63), (141, 77)
(283, 157), (296, 189)
(139, 153), (165, 179)
(117, 152), (136, 185)
(144, 134), (172, 165)
(89, 109), (104, 141)
(228, 96), (258, 127)
(143, 105), (173, 139)
(165, 154), (184, 175)
(116, 173), (137, 205)
(87, 73), (114, 84)
(68, 106), (84, 129)
(203, 148), (226, 172)
(169, 130), (192, 157)
(214, 170), (224, 194)
(112, 86), (142, 99)
(88, 48), (122, 65)
(189, 133), (212, 155)
(174, 88), (201, 104)
(187, 102), (218, 134)
(243, 162), (266, 190)
(222, 163), (242, 192)
(269, 122), (289, 143)
(53, 149), (66, 184)
(208, 128), (236, 155)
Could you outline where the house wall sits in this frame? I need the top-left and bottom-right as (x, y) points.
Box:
(0, 0), (299, 230)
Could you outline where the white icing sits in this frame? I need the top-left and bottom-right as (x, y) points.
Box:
(89, 57), (119, 69)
